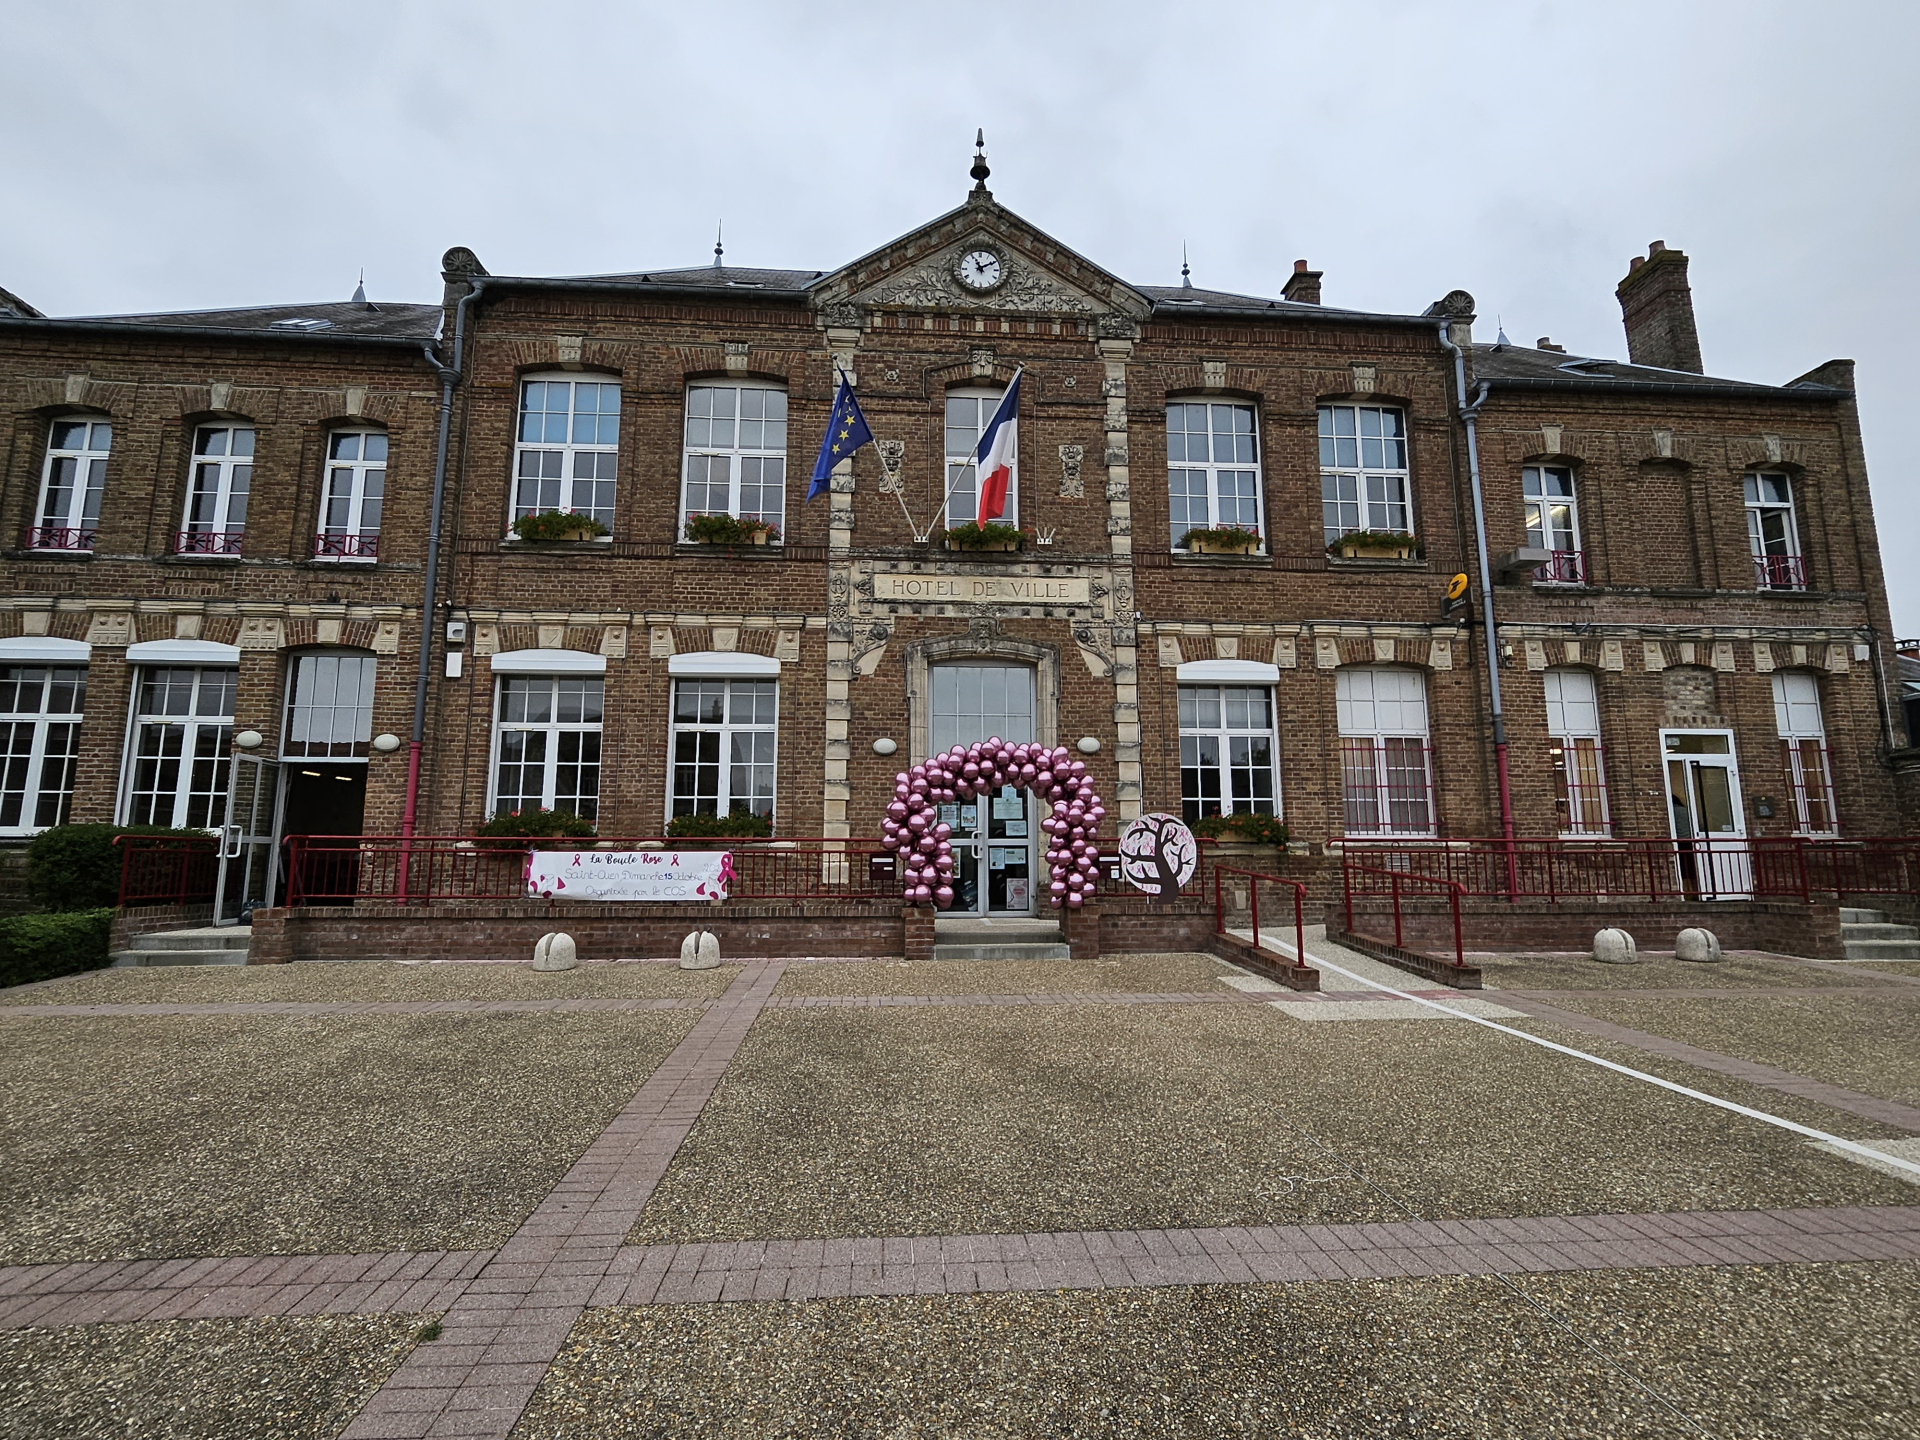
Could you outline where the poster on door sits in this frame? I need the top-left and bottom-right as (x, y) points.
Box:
(525, 849), (734, 901)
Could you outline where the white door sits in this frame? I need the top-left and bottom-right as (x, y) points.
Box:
(1662, 730), (1750, 899)
(930, 664), (1037, 916)
(214, 754), (282, 923)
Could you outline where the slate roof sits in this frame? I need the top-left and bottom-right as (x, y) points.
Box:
(571, 265), (822, 292)
(1139, 284), (1430, 325)
(1471, 342), (1849, 397)
(56, 300), (443, 340)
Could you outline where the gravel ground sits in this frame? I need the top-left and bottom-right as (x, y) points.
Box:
(0, 1010), (698, 1264)
(12, 959), (738, 1005)
(513, 1263), (1920, 1439)
(0, 1314), (419, 1440)
(773, 953), (1236, 998)
(629, 1004), (1911, 1244)
(1534, 990), (1920, 1109)
(1476, 950), (1881, 992)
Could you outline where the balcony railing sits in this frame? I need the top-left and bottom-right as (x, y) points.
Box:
(22, 525), (96, 551)
(173, 528), (244, 557)
(1755, 553), (1807, 590)
(1535, 549), (1587, 585)
(313, 531), (379, 560)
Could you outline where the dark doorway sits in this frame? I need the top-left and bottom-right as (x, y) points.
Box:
(281, 763), (367, 903)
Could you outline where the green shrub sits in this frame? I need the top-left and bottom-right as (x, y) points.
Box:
(684, 513), (749, 544)
(26, 824), (213, 912)
(938, 520), (1024, 550)
(1194, 812), (1290, 846)
(511, 509), (609, 542)
(472, 808), (597, 846)
(1178, 525), (1261, 550)
(0, 908), (113, 989)
(665, 807), (772, 839)
(1327, 528), (1423, 556)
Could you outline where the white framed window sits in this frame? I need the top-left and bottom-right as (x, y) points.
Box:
(681, 382), (788, 536)
(1320, 404), (1410, 544)
(490, 674), (603, 821)
(178, 425), (253, 556)
(283, 653), (377, 759)
(1167, 401), (1263, 549)
(1336, 666), (1433, 836)
(1524, 465), (1586, 584)
(123, 667), (236, 828)
(0, 664), (85, 833)
(1179, 685), (1279, 821)
(930, 664), (1035, 753)
(1746, 473), (1804, 590)
(31, 418), (111, 551)
(1543, 668), (1609, 836)
(315, 430), (386, 560)
(513, 376), (619, 529)
(670, 679), (777, 821)
(1773, 671), (1836, 835)
(943, 387), (1017, 526)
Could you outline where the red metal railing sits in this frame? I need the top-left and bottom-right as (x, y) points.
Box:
(23, 525), (96, 551)
(1213, 864), (1308, 973)
(1754, 553), (1807, 590)
(313, 531), (379, 560)
(1342, 860), (1468, 971)
(116, 833), (219, 907)
(1535, 549), (1587, 585)
(285, 835), (899, 906)
(173, 528), (244, 556)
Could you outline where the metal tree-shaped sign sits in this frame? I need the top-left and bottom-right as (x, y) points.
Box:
(1116, 813), (1199, 900)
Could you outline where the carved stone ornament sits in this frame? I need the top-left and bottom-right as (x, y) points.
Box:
(1096, 316), (1140, 340)
(819, 299), (863, 329)
(865, 253), (1094, 315)
(1058, 443), (1086, 498)
(875, 438), (906, 496)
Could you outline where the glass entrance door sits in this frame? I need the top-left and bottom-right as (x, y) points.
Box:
(946, 786), (1034, 915)
(214, 753), (281, 923)
(1662, 731), (1750, 899)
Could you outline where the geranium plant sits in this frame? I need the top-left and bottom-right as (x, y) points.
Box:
(1328, 528), (1423, 557)
(666, 806), (773, 839)
(1193, 812), (1290, 846)
(685, 513), (748, 544)
(512, 510), (609, 542)
(1178, 525), (1261, 551)
(472, 807), (597, 848)
(939, 520), (1025, 550)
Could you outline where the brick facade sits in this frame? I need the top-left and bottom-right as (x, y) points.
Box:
(2, 180), (1912, 925)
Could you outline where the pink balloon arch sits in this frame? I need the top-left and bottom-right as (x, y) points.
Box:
(881, 739), (1106, 909)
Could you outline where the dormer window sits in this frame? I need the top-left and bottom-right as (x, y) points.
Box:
(29, 418), (110, 551)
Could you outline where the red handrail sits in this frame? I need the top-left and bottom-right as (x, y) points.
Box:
(1342, 860), (1467, 972)
(1212, 864), (1309, 973)
(114, 834), (220, 908)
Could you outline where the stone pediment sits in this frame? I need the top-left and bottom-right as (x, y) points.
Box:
(816, 194), (1151, 323)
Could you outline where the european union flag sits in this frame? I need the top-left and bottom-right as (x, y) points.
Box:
(808, 369), (874, 500)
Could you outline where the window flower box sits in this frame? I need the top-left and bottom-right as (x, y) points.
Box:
(1180, 525), (1261, 556)
(938, 521), (1025, 553)
(513, 510), (609, 543)
(1329, 529), (1422, 561)
(684, 513), (781, 547)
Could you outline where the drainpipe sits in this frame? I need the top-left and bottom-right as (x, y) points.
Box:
(403, 278), (485, 843)
(1436, 318), (1518, 870)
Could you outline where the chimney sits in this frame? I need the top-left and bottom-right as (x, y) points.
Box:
(1282, 259), (1322, 305)
(1616, 240), (1703, 374)
(1536, 337), (1564, 354)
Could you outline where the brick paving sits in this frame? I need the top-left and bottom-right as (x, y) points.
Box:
(0, 998), (711, 1019)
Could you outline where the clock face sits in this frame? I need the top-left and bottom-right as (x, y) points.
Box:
(956, 249), (1003, 291)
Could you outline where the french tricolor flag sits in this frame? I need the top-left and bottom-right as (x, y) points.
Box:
(972, 369), (1022, 522)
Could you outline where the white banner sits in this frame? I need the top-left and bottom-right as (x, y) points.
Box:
(524, 849), (734, 902)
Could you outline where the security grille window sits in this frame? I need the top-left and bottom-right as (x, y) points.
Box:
(513, 377), (619, 528)
(179, 425), (253, 555)
(669, 680), (777, 819)
(943, 388), (1016, 526)
(315, 431), (386, 560)
(1524, 465), (1585, 584)
(0, 665), (85, 833)
(1319, 404), (1411, 545)
(1336, 666), (1433, 836)
(31, 419), (111, 551)
(125, 667), (236, 828)
(283, 654), (377, 758)
(1773, 671), (1837, 835)
(1746, 473), (1804, 589)
(491, 675), (603, 821)
(1166, 402), (1262, 548)
(681, 383), (788, 534)
(1178, 685), (1279, 821)
(1543, 668), (1609, 836)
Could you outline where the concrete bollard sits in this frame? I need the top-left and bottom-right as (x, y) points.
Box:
(533, 932), (578, 971)
(1592, 928), (1639, 965)
(679, 931), (721, 970)
(1674, 927), (1723, 963)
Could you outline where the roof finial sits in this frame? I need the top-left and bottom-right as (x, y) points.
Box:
(352, 268), (367, 305)
(970, 129), (991, 191)
(1180, 243), (1192, 289)
(713, 221), (724, 268)
(1495, 314), (1510, 348)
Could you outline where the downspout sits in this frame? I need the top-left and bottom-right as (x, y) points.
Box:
(403, 278), (484, 842)
(1436, 318), (1518, 867)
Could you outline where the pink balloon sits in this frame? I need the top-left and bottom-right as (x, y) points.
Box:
(1050, 880), (1068, 895)
(934, 885), (954, 906)
(1067, 891), (1085, 908)
(933, 822), (952, 840)
(886, 802), (908, 821)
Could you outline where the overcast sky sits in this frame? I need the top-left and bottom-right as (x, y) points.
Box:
(4, 1), (1915, 632)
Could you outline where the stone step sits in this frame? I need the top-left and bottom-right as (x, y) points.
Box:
(110, 948), (249, 968)
(933, 917), (1064, 942)
(1839, 907), (1887, 925)
(1840, 939), (1920, 962)
(1838, 922), (1919, 941)
(930, 942), (1074, 962)
(132, 927), (251, 951)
